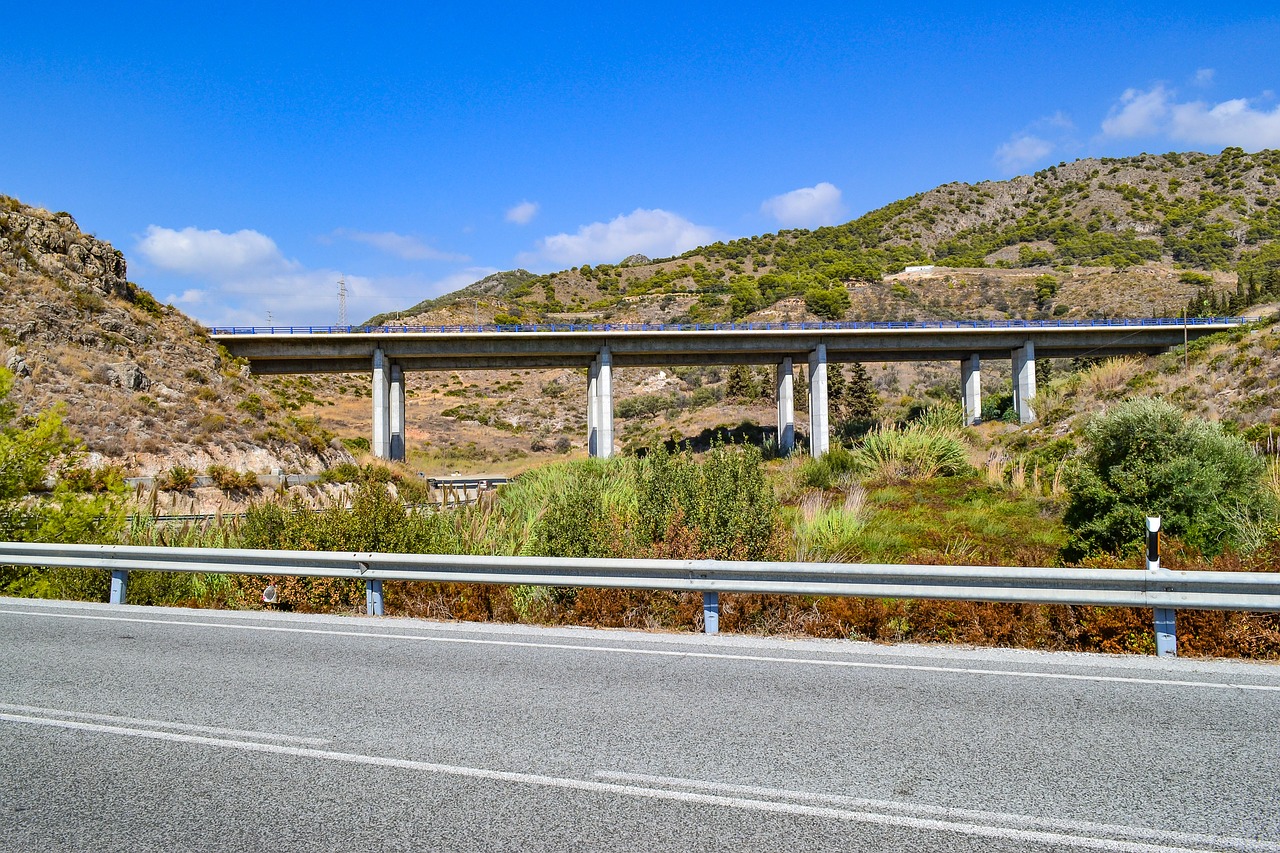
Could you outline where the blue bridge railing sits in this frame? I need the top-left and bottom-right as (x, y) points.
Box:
(207, 316), (1257, 336)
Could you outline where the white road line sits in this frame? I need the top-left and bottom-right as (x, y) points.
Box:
(0, 702), (329, 746)
(4, 607), (1280, 693)
(595, 771), (1280, 853)
(0, 711), (1231, 853)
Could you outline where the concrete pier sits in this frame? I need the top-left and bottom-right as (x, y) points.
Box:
(807, 345), (829, 458)
(961, 354), (981, 425)
(390, 363), (405, 462)
(372, 348), (390, 459)
(1013, 341), (1036, 424)
(775, 358), (795, 455)
(588, 346), (614, 459)
(587, 359), (598, 455)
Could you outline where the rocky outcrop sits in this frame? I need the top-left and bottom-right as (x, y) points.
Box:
(104, 362), (150, 391)
(4, 347), (30, 378)
(0, 205), (129, 298)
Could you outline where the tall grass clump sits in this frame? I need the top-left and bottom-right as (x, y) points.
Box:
(851, 424), (970, 481)
(796, 443), (860, 490)
(793, 488), (867, 561)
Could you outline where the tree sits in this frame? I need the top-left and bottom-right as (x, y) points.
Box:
(1063, 398), (1278, 559)
(804, 285), (851, 320)
(844, 362), (880, 423)
(0, 368), (125, 594)
(724, 365), (757, 400)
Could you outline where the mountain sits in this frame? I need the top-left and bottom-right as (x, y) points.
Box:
(0, 196), (350, 477)
(378, 149), (1280, 330)
(335, 149), (1280, 469)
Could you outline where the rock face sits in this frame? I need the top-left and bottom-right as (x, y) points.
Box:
(104, 362), (150, 391)
(620, 254), (651, 266)
(0, 194), (353, 476)
(4, 347), (30, 378)
(0, 206), (129, 298)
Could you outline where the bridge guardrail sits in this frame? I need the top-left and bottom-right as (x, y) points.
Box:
(207, 317), (1259, 336)
(3, 541), (1278, 653)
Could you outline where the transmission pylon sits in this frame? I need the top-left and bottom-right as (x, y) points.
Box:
(338, 276), (348, 327)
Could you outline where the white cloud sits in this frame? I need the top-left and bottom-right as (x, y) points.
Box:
(994, 134), (1055, 173)
(137, 225), (290, 277)
(165, 289), (207, 305)
(1101, 85), (1171, 138)
(505, 201), (539, 225)
(992, 112), (1081, 174)
(1097, 83), (1280, 150)
(331, 228), (468, 262)
(760, 182), (846, 228)
(1169, 97), (1280, 149)
(518, 208), (722, 268)
(134, 224), (490, 328)
(1194, 68), (1215, 86)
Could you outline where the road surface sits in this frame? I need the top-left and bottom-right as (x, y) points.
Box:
(2, 596), (1278, 852)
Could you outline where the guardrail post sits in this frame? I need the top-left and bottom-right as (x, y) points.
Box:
(109, 569), (128, 605)
(1147, 516), (1176, 657)
(702, 591), (719, 634)
(366, 579), (384, 617)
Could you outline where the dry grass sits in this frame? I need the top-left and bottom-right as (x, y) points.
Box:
(1078, 356), (1142, 398)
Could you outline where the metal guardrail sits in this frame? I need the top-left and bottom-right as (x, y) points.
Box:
(3, 541), (1278, 653)
(207, 317), (1257, 336)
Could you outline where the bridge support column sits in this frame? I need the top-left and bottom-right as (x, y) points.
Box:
(807, 344), (829, 458)
(389, 364), (405, 462)
(372, 348), (390, 459)
(596, 346), (613, 459)
(1012, 341), (1036, 424)
(962, 354), (982, 425)
(588, 348), (614, 459)
(776, 358), (795, 456)
(587, 358), (598, 456)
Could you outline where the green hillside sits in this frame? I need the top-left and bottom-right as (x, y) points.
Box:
(381, 149), (1280, 328)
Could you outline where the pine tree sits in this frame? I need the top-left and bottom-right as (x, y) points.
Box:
(845, 363), (879, 422)
(725, 365), (756, 400)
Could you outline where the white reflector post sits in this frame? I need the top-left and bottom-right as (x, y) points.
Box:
(1147, 516), (1177, 657)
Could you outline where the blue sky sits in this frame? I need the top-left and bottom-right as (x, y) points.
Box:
(3, 2), (1279, 327)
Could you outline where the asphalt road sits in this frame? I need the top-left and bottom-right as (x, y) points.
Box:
(1, 596), (1278, 852)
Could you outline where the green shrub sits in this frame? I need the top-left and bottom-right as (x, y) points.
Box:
(1063, 398), (1279, 558)
(319, 462), (361, 484)
(0, 367), (126, 595)
(633, 442), (782, 560)
(157, 465), (197, 491)
(207, 464), (258, 491)
(237, 395), (266, 419)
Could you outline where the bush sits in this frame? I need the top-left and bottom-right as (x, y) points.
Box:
(319, 462), (361, 484)
(156, 465), (197, 492)
(633, 442), (782, 561)
(207, 464), (258, 491)
(1, 367), (126, 595)
(1063, 398), (1279, 559)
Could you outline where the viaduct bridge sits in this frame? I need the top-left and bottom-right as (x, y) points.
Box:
(211, 318), (1248, 461)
